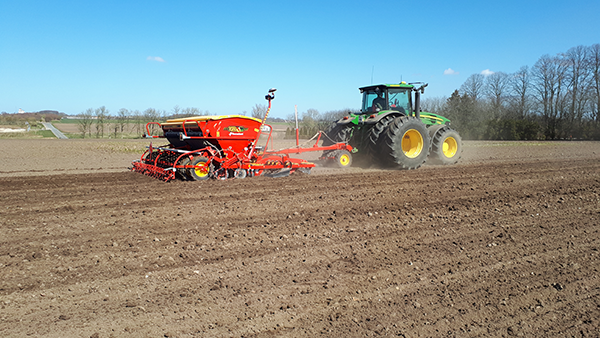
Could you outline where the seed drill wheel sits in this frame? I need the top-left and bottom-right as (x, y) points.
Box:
(234, 169), (247, 179)
(214, 168), (230, 180)
(321, 123), (354, 163)
(378, 116), (431, 169)
(430, 126), (462, 165)
(177, 157), (191, 180)
(334, 150), (353, 168)
(189, 157), (212, 181)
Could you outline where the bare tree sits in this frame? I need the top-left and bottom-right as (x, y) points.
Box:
(421, 97), (447, 114)
(159, 109), (168, 121)
(485, 71), (510, 118)
(143, 108), (160, 136)
(116, 108), (129, 136)
(563, 45), (592, 137)
(94, 106), (108, 138)
(181, 107), (203, 116)
(143, 108), (159, 122)
(532, 54), (569, 138)
(77, 108), (94, 138)
(321, 109), (356, 122)
(509, 66), (531, 119)
(131, 110), (142, 136)
(460, 73), (485, 100)
(451, 43), (600, 140)
(591, 44), (600, 124)
(251, 104), (267, 119)
(302, 108), (320, 122)
(171, 105), (181, 118)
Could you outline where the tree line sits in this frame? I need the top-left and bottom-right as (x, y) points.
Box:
(75, 43), (600, 141)
(424, 43), (600, 140)
(0, 111), (65, 125)
(75, 104), (294, 139)
(284, 43), (600, 141)
(76, 106), (210, 138)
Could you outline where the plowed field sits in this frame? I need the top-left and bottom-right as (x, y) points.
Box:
(1, 139), (599, 337)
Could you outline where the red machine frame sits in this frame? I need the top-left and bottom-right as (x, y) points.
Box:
(131, 89), (352, 182)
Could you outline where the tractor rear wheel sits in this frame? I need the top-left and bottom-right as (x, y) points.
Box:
(322, 123), (353, 146)
(368, 114), (397, 150)
(366, 114), (402, 165)
(378, 116), (431, 169)
(189, 157), (212, 181)
(430, 126), (462, 165)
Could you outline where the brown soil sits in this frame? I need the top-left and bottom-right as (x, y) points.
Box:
(1, 139), (599, 337)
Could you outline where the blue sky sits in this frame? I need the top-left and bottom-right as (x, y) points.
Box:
(1, 0), (599, 119)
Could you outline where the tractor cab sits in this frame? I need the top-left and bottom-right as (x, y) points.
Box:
(360, 83), (413, 115)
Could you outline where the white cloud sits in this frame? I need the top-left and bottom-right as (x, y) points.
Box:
(481, 69), (494, 76)
(444, 68), (458, 75)
(147, 56), (165, 62)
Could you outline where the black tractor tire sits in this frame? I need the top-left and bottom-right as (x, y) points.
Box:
(189, 157), (212, 181)
(321, 122), (353, 146)
(368, 115), (398, 147)
(429, 126), (462, 165)
(367, 114), (403, 159)
(377, 116), (431, 169)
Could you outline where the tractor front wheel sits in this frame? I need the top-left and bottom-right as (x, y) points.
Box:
(430, 126), (462, 165)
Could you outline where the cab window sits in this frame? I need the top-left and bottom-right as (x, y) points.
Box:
(362, 90), (387, 113)
(387, 89), (410, 114)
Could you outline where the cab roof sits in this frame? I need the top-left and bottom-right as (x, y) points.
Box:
(359, 82), (414, 92)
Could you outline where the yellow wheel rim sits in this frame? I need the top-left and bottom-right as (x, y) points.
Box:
(339, 154), (350, 167)
(442, 136), (458, 158)
(401, 129), (423, 158)
(194, 163), (209, 177)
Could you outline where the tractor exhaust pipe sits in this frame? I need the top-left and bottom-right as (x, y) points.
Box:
(412, 83), (428, 119)
(414, 90), (421, 119)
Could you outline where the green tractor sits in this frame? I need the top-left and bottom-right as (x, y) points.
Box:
(322, 82), (461, 169)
